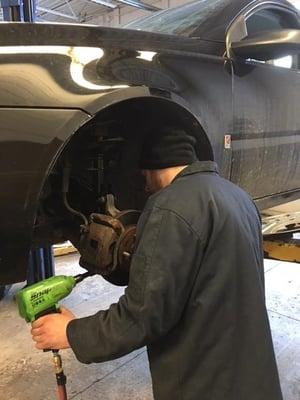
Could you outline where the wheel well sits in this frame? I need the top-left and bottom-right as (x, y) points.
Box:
(34, 97), (213, 246)
(89, 96), (214, 162)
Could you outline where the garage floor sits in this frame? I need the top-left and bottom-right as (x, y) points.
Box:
(0, 255), (299, 400)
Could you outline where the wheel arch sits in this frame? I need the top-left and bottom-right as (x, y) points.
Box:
(56, 88), (215, 170)
(33, 91), (214, 260)
(1, 89), (214, 284)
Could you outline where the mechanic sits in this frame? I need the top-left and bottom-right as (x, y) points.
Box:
(31, 127), (283, 400)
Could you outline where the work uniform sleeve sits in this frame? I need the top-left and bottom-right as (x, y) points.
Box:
(67, 206), (202, 364)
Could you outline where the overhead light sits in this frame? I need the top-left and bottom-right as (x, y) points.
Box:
(89, 0), (117, 9)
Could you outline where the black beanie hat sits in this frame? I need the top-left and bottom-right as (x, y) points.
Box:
(139, 127), (198, 170)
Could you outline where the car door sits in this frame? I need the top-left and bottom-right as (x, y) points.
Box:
(227, 3), (300, 204)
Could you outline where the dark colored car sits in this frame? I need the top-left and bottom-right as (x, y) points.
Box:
(0, 0), (299, 287)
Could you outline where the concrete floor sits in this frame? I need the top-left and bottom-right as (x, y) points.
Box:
(0, 255), (299, 400)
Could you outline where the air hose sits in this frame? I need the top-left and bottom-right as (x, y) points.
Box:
(52, 350), (67, 400)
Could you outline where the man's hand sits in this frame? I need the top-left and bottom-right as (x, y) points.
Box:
(31, 306), (76, 350)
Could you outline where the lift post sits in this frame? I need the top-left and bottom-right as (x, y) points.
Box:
(27, 247), (55, 285)
(0, 0), (23, 21)
(0, 0), (35, 21)
(23, 0), (36, 22)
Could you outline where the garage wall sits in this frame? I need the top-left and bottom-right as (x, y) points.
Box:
(87, 0), (192, 27)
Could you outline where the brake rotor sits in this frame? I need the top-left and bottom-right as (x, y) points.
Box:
(105, 224), (138, 286)
(107, 210), (140, 286)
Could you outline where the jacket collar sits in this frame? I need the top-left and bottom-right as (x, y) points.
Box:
(172, 161), (219, 182)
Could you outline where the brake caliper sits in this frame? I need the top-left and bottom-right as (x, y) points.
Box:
(78, 195), (140, 286)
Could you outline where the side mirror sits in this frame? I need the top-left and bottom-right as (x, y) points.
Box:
(231, 29), (300, 61)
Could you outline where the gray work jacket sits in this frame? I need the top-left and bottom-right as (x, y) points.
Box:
(67, 161), (283, 400)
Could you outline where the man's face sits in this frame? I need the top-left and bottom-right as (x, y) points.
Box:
(141, 169), (163, 194)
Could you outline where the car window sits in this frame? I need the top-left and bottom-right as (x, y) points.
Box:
(125, 0), (229, 37)
(245, 7), (300, 69)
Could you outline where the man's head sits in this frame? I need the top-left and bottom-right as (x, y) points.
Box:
(139, 127), (198, 194)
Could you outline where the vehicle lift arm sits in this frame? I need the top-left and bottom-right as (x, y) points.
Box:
(263, 236), (300, 264)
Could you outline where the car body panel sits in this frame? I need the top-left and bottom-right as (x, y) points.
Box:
(0, 0), (299, 284)
(231, 61), (300, 198)
(0, 24), (233, 284)
(0, 108), (90, 283)
(227, 0), (300, 199)
(0, 23), (225, 112)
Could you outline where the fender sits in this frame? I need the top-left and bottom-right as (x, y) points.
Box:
(0, 23), (231, 284)
(0, 108), (90, 283)
(0, 87), (216, 284)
